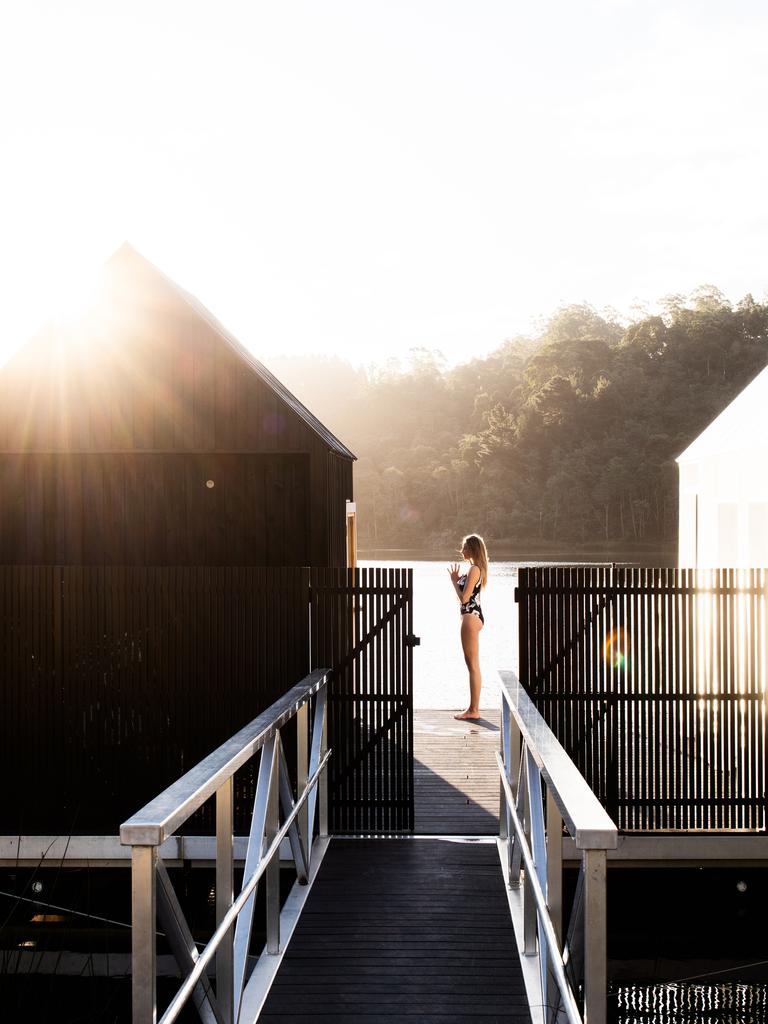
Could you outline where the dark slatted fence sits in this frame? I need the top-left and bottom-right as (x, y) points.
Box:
(311, 566), (414, 834)
(0, 566), (309, 836)
(517, 567), (768, 832)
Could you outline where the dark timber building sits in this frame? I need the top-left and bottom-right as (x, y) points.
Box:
(0, 245), (356, 834)
(0, 243), (354, 570)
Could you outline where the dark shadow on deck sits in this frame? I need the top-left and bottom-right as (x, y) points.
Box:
(414, 710), (501, 835)
(260, 838), (528, 1023)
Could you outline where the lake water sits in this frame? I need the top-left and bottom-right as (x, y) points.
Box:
(360, 558), (519, 710)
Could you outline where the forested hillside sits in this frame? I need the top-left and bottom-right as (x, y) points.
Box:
(268, 288), (768, 557)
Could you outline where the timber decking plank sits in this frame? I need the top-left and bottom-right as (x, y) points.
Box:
(260, 839), (529, 1023)
(413, 710), (500, 835)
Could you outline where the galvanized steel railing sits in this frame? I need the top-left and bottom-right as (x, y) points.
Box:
(498, 670), (618, 1024)
(120, 668), (331, 1024)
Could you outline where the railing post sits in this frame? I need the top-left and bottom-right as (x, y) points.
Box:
(500, 699), (509, 841)
(297, 702), (310, 861)
(131, 845), (157, 1024)
(502, 704), (523, 881)
(216, 778), (234, 1023)
(319, 687), (329, 837)
(546, 788), (563, 943)
(266, 735), (281, 955)
(583, 848), (607, 1024)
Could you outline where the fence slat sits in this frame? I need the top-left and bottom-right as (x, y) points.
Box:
(310, 566), (413, 834)
(0, 565), (310, 836)
(515, 567), (767, 833)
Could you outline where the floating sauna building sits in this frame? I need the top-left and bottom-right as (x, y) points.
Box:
(677, 364), (768, 568)
(0, 244), (356, 835)
(0, 243), (355, 569)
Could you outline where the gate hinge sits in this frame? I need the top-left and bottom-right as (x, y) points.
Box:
(405, 634), (421, 647)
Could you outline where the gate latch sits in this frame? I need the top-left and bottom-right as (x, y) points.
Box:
(405, 634), (421, 647)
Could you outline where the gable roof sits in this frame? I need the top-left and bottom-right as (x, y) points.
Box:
(677, 364), (768, 464)
(105, 244), (356, 460)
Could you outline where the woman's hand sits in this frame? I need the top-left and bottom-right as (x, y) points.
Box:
(448, 563), (460, 585)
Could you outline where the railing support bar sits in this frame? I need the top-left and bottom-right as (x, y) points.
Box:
(319, 692), (329, 838)
(131, 845), (157, 1024)
(509, 715), (521, 798)
(266, 735), (281, 955)
(296, 702), (310, 865)
(307, 686), (327, 836)
(522, 756), (537, 955)
(583, 848), (607, 1024)
(216, 778), (234, 1024)
(527, 752), (550, 1007)
(510, 746), (527, 887)
(278, 746), (308, 883)
(547, 788), (563, 944)
(156, 860), (221, 1024)
(233, 736), (277, 1015)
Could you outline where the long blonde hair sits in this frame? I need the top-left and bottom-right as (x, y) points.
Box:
(462, 533), (489, 588)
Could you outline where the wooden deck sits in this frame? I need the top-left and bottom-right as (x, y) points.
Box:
(414, 710), (501, 835)
(260, 838), (529, 1022)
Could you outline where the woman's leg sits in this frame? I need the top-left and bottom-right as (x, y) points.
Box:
(455, 614), (483, 720)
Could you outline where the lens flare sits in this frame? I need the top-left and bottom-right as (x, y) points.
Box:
(604, 627), (629, 670)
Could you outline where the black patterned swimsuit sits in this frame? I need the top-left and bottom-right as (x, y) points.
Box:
(458, 572), (484, 624)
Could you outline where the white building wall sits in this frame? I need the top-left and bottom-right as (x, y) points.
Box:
(678, 367), (768, 569)
(678, 448), (768, 569)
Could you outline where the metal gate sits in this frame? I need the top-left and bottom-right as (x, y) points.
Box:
(309, 566), (416, 833)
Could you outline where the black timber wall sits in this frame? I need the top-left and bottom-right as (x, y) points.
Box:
(0, 453), (311, 567)
(0, 566), (309, 836)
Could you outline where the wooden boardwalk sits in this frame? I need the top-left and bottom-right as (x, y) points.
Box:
(260, 838), (529, 1022)
(414, 710), (501, 835)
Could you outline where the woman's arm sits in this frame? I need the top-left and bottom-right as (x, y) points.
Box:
(447, 563), (480, 604)
(458, 565), (481, 603)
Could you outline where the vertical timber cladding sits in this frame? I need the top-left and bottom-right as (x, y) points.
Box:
(310, 566), (414, 833)
(516, 566), (768, 832)
(0, 452), (311, 567)
(0, 565), (310, 836)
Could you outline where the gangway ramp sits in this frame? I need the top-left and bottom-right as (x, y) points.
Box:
(121, 668), (616, 1024)
(260, 838), (528, 1022)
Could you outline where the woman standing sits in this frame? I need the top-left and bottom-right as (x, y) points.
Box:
(448, 534), (489, 720)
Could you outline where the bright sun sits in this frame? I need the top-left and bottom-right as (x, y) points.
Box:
(0, 257), (106, 369)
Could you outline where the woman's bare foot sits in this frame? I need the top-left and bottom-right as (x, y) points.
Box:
(454, 709), (481, 720)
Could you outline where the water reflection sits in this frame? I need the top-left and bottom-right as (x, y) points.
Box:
(614, 982), (768, 1024)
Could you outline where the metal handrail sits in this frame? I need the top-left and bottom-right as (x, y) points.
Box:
(498, 669), (618, 1024)
(121, 668), (332, 1024)
(497, 760), (582, 1024)
(159, 749), (331, 1023)
(500, 672), (617, 849)
(121, 669), (329, 846)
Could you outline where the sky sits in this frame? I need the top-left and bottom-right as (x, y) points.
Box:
(1, 0), (767, 368)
